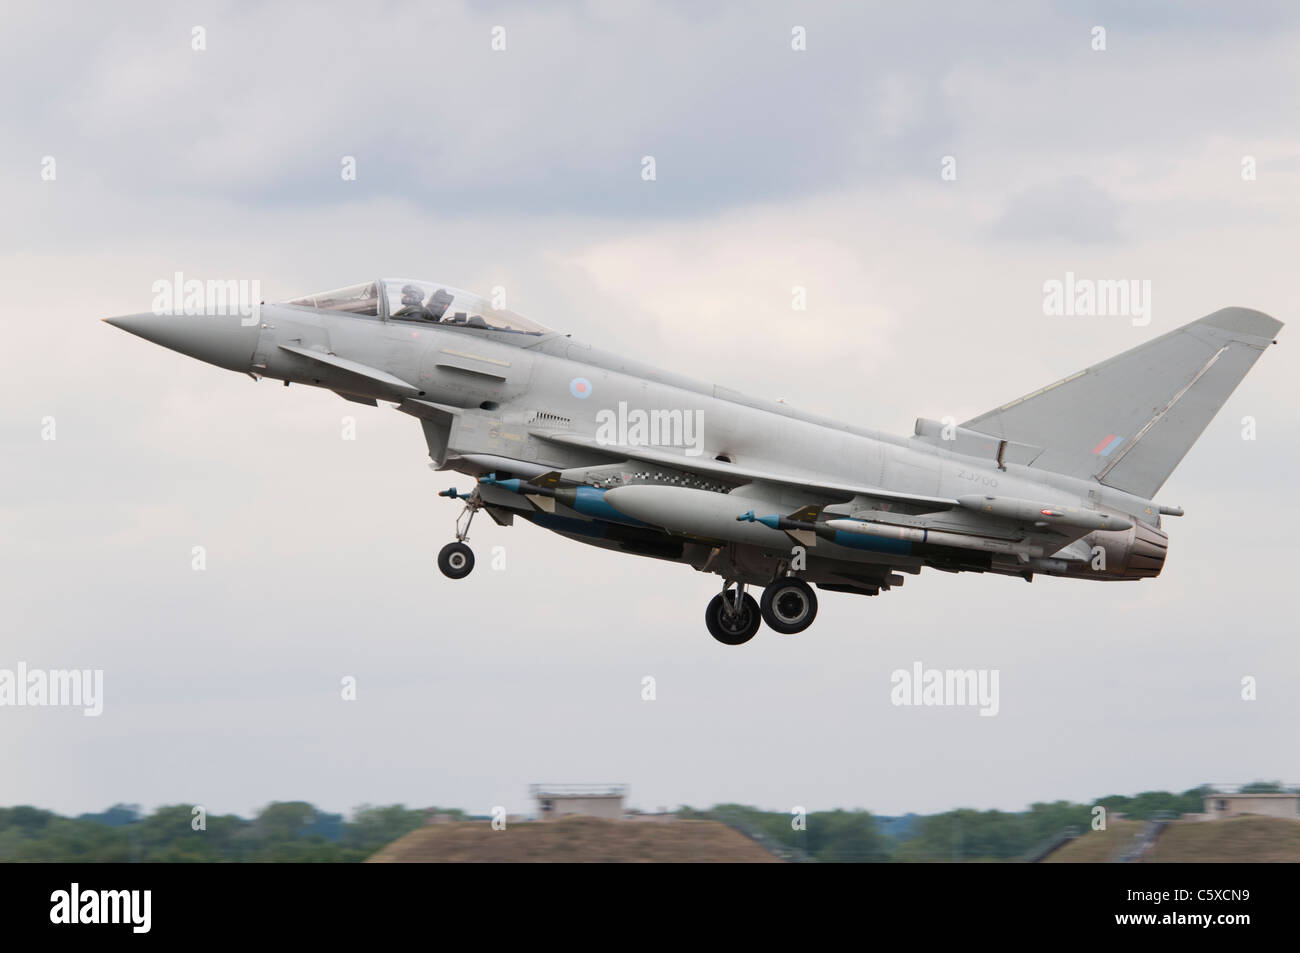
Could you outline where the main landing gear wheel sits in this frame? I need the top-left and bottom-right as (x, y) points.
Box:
(760, 578), (818, 634)
(705, 590), (761, 645)
(438, 541), (475, 579)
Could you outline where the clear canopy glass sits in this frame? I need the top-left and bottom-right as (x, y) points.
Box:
(283, 282), (380, 316)
(381, 279), (548, 334)
(281, 279), (549, 335)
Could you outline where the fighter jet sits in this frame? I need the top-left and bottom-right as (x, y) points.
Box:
(105, 279), (1283, 644)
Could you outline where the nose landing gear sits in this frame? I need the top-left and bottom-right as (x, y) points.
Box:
(437, 487), (480, 580)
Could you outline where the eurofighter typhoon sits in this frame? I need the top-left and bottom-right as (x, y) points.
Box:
(105, 279), (1282, 644)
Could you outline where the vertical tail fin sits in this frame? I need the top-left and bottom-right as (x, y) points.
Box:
(961, 307), (1283, 498)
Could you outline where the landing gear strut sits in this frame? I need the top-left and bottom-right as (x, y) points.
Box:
(759, 577), (818, 634)
(705, 582), (761, 645)
(437, 486), (480, 580)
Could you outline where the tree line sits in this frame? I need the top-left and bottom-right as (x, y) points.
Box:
(1, 783), (1286, 863)
(0, 802), (452, 862)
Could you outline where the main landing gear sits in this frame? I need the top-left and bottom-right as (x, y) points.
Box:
(705, 585), (762, 645)
(706, 576), (818, 645)
(759, 577), (818, 634)
(436, 486), (479, 580)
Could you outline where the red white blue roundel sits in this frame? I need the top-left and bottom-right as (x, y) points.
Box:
(569, 377), (592, 399)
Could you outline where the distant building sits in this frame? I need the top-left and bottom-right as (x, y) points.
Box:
(1189, 791), (1300, 822)
(625, 808), (677, 824)
(530, 784), (627, 821)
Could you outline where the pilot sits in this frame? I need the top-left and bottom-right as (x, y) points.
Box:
(427, 288), (454, 321)
(392, 284), (428, 319)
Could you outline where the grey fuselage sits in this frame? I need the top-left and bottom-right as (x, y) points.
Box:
(242, 301), (1163, 590)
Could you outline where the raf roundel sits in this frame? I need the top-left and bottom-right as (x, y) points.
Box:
(569, 377), (592, 399)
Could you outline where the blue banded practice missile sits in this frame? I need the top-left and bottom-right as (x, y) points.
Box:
(479, 474), (645, 526)
(820, 518), (1044, 557)
(736, 508), (909, 553)
(735, 507), (823, 547)
(737, 510), (1044, 558)
(955, 495), (1131, 531)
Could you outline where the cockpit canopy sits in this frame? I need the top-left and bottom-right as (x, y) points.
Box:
(282, 279), (549, 335)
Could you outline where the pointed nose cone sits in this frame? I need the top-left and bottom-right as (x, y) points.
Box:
(104, 311), (261, 372)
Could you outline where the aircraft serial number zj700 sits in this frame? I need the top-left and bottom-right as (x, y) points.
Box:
(105, 278), (1282, 645)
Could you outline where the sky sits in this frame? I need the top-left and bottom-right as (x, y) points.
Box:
(1, 1), (1297, 821)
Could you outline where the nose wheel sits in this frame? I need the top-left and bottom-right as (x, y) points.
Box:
(437, 486), (481, 580)
(437, 541), (475, 579)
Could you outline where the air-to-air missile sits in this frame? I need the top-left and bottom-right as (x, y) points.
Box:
(736, 507), (1047, 559)
(477, 474), (646, 526)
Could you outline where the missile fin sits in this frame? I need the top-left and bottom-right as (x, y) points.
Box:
(786, 504), (823, 523)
